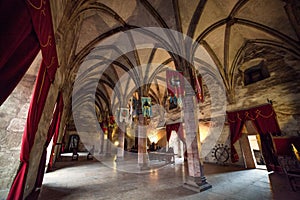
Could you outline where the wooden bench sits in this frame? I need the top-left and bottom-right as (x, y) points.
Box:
(149, 148), (176, 164)
(71, 145), (94, 160)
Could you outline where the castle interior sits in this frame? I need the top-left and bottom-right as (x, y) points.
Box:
(1, 0), (300, 199)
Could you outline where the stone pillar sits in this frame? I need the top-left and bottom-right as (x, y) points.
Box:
(106, 127), (112, 157)
(177, 136), (182, 158)
(102, 133), (107, 155)
(138, 114), (149, 170)
(116, 121), (125, 161)
(183, 92), (211, 192)
(99, 127), (104, 155)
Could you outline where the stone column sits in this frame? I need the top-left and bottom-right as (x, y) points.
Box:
(183, 91), (211, 192)
(116, 121), (125, 161)
(99, 127), (104, 155)
(102, 133), (107, 155)
(138, 114), (149, 170)
(177, 136), (182, 158)
(106, 125), (113, 157)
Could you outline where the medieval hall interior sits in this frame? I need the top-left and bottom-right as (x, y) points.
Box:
(1, 0), (300, 199)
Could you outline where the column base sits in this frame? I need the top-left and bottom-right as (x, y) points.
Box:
(183, 177), (212, 192)
(105, 153), (112, 157)
(138, 152), (150, 171)
(138, 163), (150, 171)
(93, 153), (104, 161)
(115, 157), (124, 162)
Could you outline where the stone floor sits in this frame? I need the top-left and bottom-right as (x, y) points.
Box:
(38, 155), (300, 200)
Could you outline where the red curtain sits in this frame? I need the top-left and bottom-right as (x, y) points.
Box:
(6, 0), (59, 199)
(227, 112), (244, 163)
(227, 104), (281, 168)
(166, 123), (185, 143)
(47, 93), (64, 172)
(26, 92), (63, 199)
(250, 105), (281, 135)
(0, 0), (40, 105)
(250, 105), (281, 171)
(273, 137), (300, 156)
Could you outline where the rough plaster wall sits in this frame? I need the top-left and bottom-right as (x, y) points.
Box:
(0, 74), (36, 198)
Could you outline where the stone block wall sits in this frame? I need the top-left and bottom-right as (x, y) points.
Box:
(0, 74), (36, 198)
(201, 45), (300, 167)
(232, 47), (300, 137)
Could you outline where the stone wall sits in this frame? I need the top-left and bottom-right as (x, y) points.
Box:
(0, 74), (36, 198)
(2, 3), (297, 198)
(0, 50), (41, 199)
(232, 45), (300, 137)
(201, 45), (300, 167)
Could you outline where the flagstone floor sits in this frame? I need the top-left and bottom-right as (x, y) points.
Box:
(38, 155), (300, 200)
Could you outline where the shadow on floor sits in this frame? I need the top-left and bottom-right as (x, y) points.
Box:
(39, 185), (75, 199)
(39, 158), (300, 200)
(269, 172), (300, 200)
(203, 163), (247, 175)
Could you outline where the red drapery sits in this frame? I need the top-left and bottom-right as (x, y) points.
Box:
(166, 123), (185, 143)
(47, 99), (64, 172)
(0, 0), (40, 105)
(227, 104), (281, 171)
(26, 92), (63, 199)
(6, 0), (59, 199)
(226, 111), (245, 162)
(272, 137), (300, 156)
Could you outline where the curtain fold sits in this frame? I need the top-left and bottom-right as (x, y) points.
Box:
(5, 163), (28, 200)
(0, 0), (40, 105)
(6, 0), (59, 199)
(47, 93), (64, 171)
(227, 112), (244, 163)
(250, 105), (281, 135)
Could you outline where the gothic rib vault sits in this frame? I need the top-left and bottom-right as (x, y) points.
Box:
(1, 0), (300, 199)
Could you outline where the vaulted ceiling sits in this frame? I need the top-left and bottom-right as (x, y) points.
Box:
(51, 0), (300, 120)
